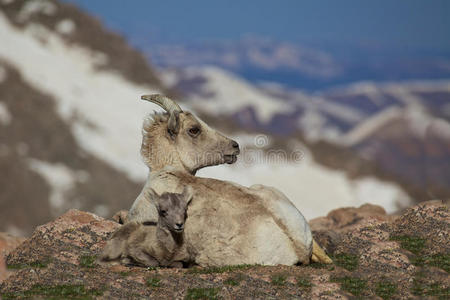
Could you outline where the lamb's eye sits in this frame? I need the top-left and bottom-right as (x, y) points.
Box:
(160, 210), (167, 216)
(188, 127), (200, 136)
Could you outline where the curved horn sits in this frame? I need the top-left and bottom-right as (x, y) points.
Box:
(141, 94), (182, 114)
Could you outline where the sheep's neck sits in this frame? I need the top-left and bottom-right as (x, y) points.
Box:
(147, 142), (194, 175)
(156, 223), (184, 260)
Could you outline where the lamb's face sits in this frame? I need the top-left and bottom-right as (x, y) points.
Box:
(155, 187), (193, 233)
(175, 112), (240, 173)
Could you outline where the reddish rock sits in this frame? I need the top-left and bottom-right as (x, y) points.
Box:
(310, 203), (397, 255)
(0, 232), (26, 257)
(310, 203), (392, 233)
(0, 232), (25, 284)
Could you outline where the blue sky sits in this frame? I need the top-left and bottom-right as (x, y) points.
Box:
(64, 0), (450, 50)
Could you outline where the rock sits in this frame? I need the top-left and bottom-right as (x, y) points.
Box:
(310, 203), (392, 232)
(310, 203), (396, 255)
(0, 232), (26, 257)
(0, 232), (25, 283)
(0, 256), (7, 283)
(0, 203), (448, 299)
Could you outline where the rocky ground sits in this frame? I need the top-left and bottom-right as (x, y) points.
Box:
(0, 201), (448, 299)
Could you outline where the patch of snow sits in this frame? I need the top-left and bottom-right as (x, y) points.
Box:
(56, 19), (76, 35)
(0, 12), (160, 181)
(0, 102), (12, 125)
(0, 64), (7, 82)
(171, 66), (293, 123)
(298, 108), (327, 142)
(384, 84), (422, 106)
(27, 159), (76, 211)
(342, 106), (402, 146)
(428, 118), (450, 140)
(17, 0), (56, 22)
(405, 105), (432, 138)
(352, 177), (411, 212)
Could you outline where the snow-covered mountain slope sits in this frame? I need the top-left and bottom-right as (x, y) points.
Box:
(163, 64), (450, 202)
(2, 0), (441, 235)
(0, 0), (167, 235)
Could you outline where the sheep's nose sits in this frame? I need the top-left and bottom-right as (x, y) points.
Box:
(175, 223), (183, 228)
(231, 140), (239, 150)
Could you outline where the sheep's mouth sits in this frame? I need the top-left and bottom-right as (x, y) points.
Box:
(173, 228), (184, 233)
(224, 154), (238, 164)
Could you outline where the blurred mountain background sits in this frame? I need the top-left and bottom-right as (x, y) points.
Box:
(0, 0), (449, 236)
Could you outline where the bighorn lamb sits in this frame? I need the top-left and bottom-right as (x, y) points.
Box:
(128, 94), (331, 266)
(100, 187), (193, 267)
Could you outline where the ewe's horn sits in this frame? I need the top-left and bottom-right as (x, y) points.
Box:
(141, 94), (182, 114)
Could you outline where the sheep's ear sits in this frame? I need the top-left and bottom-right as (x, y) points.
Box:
(167, 111), (180, 138)
(182, 186), (194, 205)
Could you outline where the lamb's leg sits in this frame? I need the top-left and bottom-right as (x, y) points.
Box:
(99, 237), (127, 262)
(129, 248), (160, 267)
(311, 239), (333, 264)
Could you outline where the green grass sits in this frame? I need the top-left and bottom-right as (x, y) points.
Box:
(119, 271), (131, 277)
(7, 259), (50, 270)
(310, 262), (334, 270)
(333, 253), (359, 271)
(187, 264), (254, 274)
(1, 284), (103, 300)
(331, 276), (367, 297)
(296, 276), (313, 292)
(390, 235), (426, 255)
(411, 253), (450, 273)
(223, 274), (244, 286)
(390, 234), (449, 273)
(270, 273), (287, 286)
(146, 277), (161, 288)
(78, 255), (97, 268)
(375, 281), (397, 299)
(412, 277), (449, 299)
(185, 288), (220, 300)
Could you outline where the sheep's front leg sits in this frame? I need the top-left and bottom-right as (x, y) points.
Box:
(311, 239), (333, 264)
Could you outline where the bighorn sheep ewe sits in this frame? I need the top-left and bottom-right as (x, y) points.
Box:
(100, 187), (193, 267)
(128, 94), (331, 266)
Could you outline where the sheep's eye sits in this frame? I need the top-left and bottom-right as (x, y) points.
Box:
(188, 127), (200, 137)
(160, 210), (167, 216)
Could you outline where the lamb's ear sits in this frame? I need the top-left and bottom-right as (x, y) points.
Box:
(167, 111), (180, 138)
(182, 186), (194, 205)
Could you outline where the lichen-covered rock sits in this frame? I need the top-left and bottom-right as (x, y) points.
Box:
(1, 203), (448, 299)
(0, 232), (26, 283)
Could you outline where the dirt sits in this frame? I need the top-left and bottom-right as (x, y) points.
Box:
(1, 201), (448, 299)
